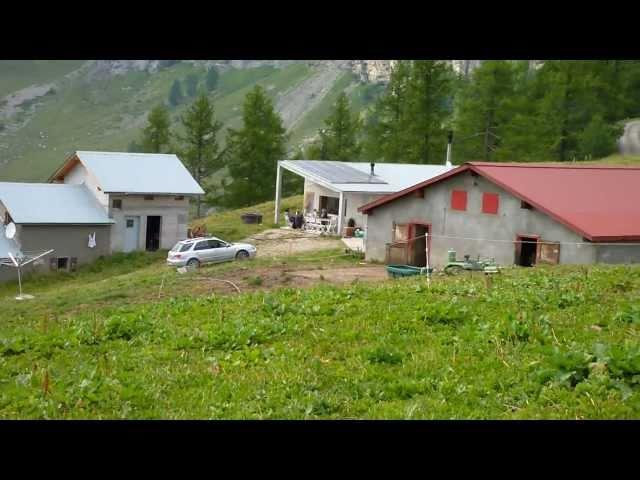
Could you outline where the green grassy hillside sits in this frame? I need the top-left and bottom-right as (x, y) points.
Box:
(0, 61), (85, 99)
(0, 61), (377, 182)
(0, 255), (638, 419)
(0, 195), (638, 419)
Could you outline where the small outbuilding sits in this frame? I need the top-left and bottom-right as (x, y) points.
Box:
(358, 162), (640, 267)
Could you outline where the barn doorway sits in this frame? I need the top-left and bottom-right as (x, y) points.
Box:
(409, 223), (431, 267)
(516, 235), (538, 267)
(146, 216), (162, 251)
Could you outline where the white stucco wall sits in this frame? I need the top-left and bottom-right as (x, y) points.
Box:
(63, 162), (109, 207)
(108, 195), (190, 252)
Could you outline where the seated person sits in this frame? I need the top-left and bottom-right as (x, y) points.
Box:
(320, 208), (328, 219)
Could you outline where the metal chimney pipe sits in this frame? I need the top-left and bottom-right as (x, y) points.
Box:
(370, 162), (375, 176)
(446, 131), (453, 167)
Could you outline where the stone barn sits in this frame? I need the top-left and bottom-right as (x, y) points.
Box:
(358, 162), (640, 268)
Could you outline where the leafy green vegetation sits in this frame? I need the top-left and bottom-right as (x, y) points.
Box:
(0, 253), (639, 418)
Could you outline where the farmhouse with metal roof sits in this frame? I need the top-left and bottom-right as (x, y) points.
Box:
(358, 162), (640, 268)
(0, 151), (203, 280)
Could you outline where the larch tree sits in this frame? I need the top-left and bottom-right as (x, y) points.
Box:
(404, 60), (454, 164)
(454, 61), (520, 162)
(222, 85), (287, 207)
(141, 104), (171, 153)
(178, 94), (224, 218)
(364, 60), (412, 162)
(318, 92), (362, 161)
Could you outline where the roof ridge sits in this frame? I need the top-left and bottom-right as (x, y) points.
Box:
(0, 181), (85, 187)
(468, 162), (640, 170)
(76, 151), (177, 157)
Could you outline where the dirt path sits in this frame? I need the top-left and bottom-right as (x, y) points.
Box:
(243, 228), (344, 258)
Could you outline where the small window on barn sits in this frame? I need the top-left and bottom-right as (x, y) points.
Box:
(112, 199), (122, 209)
(451, 190), (467, 211)
(175, 196), (185, 201)
(393, 224), (409, 243)
(57, 257), (69, 270)
(144, 195), (155, 201)
(126, 219), (134, 228)
(482, 193), (499, 215)
(521, 200), (533, 210)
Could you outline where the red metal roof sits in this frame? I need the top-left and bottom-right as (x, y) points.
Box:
(359, 162), (640, 242)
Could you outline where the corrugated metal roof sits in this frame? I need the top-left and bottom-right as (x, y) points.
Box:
(74, 151), (205, 195)
(359, 162), (640, 242)
(288, 160), (387, 184)
(0, 182), (114, 225)
(280, 160), (453, 193)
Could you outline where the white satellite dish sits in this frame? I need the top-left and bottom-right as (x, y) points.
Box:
(5, 222), (16, 239)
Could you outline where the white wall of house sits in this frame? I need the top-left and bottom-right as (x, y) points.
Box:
(108, 195), (190, 252)
(63, 162), (109, 207)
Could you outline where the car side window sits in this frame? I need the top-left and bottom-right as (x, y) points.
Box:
(179, 243), (193, 252)
(194, 241), (210, 251)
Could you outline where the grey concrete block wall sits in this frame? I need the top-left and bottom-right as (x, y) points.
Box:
(108, 195), (190, 252)
(0, 224), (111, 283)
(363, 171), (606, 267)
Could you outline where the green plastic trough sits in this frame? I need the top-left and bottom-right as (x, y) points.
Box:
(386, 265), (433, 278)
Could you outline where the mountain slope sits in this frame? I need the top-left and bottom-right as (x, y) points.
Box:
(0, 60), (380, 182)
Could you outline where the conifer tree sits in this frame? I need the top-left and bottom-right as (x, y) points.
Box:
(222, 86), (287, 207)
(178, 94), (224, 217)
(318, 92), (362, 160)
(141, 104), (171, 153)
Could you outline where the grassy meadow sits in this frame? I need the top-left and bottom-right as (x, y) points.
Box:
(0, 252), (638, 419)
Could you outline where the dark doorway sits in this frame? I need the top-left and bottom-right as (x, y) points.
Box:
(517, 235), (538, 266)
(146, 216), (161, 251)
(409, 223), (430, 267)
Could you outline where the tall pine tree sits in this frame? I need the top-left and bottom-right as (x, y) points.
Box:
(364, 60), (412, 162)
(404, 61), (454, 164)
(318, 92), (362, 160)
(178, 94), (224, 218)
(454, 61), (521, 162)
(140, 104), (171, 153)
(222, 85), (287, 207)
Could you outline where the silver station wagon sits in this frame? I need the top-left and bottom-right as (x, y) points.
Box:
(167, 236), (257, 268)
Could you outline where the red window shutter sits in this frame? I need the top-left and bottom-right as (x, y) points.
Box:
(482, 192), (499, 214)
(451, 190), (467, 211)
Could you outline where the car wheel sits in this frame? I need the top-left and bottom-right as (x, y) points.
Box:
(186, 258), (200, 268)
(236, 250), (249, 261)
